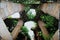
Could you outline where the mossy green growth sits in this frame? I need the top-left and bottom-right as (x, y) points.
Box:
(40, 14), (58, 40)
(21, 26), (29, 35)
(40, 14), (55, 28)
(38, 31), (51, 40)
(24, 5), (30, 12)
(27, 9), (36, 19)
(9, 0), (40, 4)
(38, 31), (42, 36)
(42, 34), (51, 40)
(8, 16), (12, 18)
(27, 12), (35, 19)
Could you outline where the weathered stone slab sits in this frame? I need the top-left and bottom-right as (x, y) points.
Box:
(0, 17), (13, 40)
(41, 3), (59, 19)
(0, 1), (24, 19)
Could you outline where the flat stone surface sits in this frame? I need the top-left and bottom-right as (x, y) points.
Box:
(0, 1), (24, 19)
(41, 3), (59, 19)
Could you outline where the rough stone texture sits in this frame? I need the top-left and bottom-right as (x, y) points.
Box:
(0, 1), (24, 19)
(12, 19), (23, 40)
(0, 1), (24, 40)
(38, 21), (49, 38)
(41, 3), (59, 19)
(0, 17), (13, 40)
